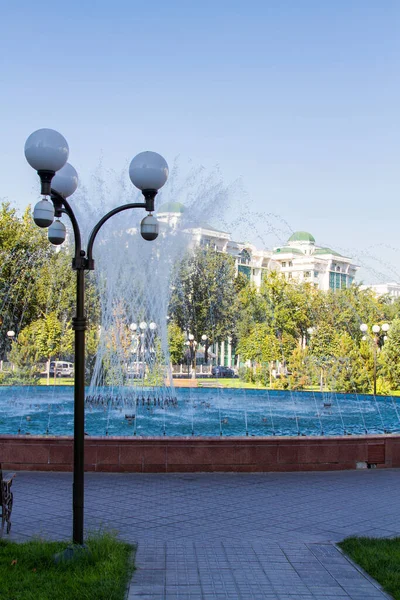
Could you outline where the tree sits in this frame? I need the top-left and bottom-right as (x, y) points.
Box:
(237, 322), (281, 364)
(379, 318), (400, 389)
(0, 203), (53, 357)
(169, 246), (237, 368)
(167, 322), (185, 364)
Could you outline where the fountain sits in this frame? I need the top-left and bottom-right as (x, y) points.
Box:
(2, 145), (400, 472)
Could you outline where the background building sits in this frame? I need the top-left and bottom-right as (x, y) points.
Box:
(360, 282), (400, 299)
(157, 204), (358, 291)
(271, 231), (358, 291)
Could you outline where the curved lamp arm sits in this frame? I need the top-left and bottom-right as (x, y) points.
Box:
(86, 202), (146, 269)
(50, 192), (150, 271)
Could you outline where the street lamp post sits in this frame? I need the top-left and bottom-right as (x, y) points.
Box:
(25, 128), (168, 546)
(360, 323), (390, 396)
(201, 334), (208, 364)
(185, 334), (197, 378)
(6, 331), (15, 371)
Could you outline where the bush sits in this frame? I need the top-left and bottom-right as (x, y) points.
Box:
(238, 366), (256, 383)
(0, 366), (40, 385)
(288, 373), (310, 390)
(271, 376), (289, 390)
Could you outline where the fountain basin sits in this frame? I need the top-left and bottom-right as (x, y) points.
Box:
(0, 433), (399, 472)
(1, 386), (400, 472)
(1, 386), (399, 437)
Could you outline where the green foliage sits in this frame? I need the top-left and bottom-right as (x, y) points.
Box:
(167, 322), (185, 364)
(234, 269), (394, 393)
(287, 347), (310, 390)
(237, 322), (280, 363)
(2, 198), (400, 395)
(380, 318), (400, 389)
(0, 203), (53, 356)
(169, 246), (236, 344)
(0, 532), (134, 600)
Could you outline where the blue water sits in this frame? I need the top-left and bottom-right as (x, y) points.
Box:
(0, 386), (399, 437)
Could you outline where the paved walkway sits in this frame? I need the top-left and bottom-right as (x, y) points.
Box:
(8, 469), (400, 599)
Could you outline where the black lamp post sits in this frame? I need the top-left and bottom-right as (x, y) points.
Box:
(25, 128), (168, 546)
(360, 322), (390, 396)
(185, 333), (197, 378)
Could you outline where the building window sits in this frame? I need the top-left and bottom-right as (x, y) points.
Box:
(314, 271), (318, 277)
(288, 272), (292, 279)
(304, 271), (311, 277)
(238, 264), (251, 280)
(289, 261), (293, 267)
(239, 249), (251, 265)
(281, 261), (286, 267)
(336, 266), (341, 272)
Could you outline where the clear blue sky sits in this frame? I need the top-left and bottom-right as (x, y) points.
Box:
(1, 0), (399, 282)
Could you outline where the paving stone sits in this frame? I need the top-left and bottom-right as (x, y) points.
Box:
(6, 469), (398, 599)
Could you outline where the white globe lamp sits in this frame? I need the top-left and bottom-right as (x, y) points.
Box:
(360, 324), (368, 333)
(52, 163), (78, 198)
(33, 199), (55, 228)
(48, 220), (66, 245)
(25, 128), (69, 195)
(129, 151), (169, 191)
(372, 325), (381, 334)
(140, 214), (159, 241)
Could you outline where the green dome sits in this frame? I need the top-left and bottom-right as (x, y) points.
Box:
(288, 231), (315, 243)
(274, 246), (303, 254)
(314, 247), (342, 257)
(157, 202), (185, 214)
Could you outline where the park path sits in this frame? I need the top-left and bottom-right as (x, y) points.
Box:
(8, 469), (400, 599)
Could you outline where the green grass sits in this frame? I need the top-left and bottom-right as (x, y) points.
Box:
(38, 377), (74, 386)
(339, 537), (400, 599)
(196, 378), (268, 389)
(0, 532), (134, 600)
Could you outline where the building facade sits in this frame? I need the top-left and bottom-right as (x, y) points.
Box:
(360, 282), (400, 299)
(157, 203), (358, 291)
(270, 231), (358, 291)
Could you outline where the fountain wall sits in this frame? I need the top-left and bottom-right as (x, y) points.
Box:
(1, 434), (400, 472)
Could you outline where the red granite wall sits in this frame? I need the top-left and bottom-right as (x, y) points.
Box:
(1, 434), (400, 472)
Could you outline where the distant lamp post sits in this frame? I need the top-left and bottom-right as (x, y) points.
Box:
(6, 331), (15, 371)
(184, 340), (191, 376)
(25, 127), (168, 547)
(201, 334), (209, 364)
(186, 334), (197, 378)
(149, 322), (157, 356)
(360, 323), (390, 396)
